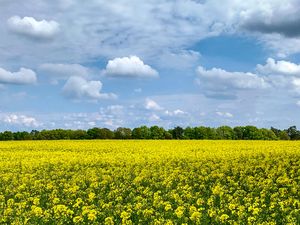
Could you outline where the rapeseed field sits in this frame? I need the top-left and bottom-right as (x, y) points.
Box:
(0, 140), (299, 224)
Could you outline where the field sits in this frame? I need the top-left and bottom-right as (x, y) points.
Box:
(0, 140), (300, 224)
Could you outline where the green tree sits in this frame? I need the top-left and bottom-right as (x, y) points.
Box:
(171, 126), (184, 139)
(279, 130), (290, 140)
(150, 126), (165, 139)
(285, 126), (300, 140)
(260, 128), (277, 140)
(233, 126), (245, 140)
(184, 127), (195, 139)
(243, 126), (263, 140)
(1, 131), (14, 140)
(132, 126), (152, 139)
(114, 127), (132, 139)
(194, 126), (208, 139)
(216, 126), (234, 140)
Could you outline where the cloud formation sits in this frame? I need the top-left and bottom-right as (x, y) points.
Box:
(196, 66), (268, 98)
(0, 67), (37, 85)
(39, 63), (89, 83)
(7, 16), (59, 39)
(104, 56), (158, 78)
(257, 58), (300, 76)
(145, 98), (163, 111)
(62, 76), (117, 101)
(2, 114), (41, 127)
(2, 0), (300, 66)
(216, 111), (234, 118)
(241, 1), (300, 38)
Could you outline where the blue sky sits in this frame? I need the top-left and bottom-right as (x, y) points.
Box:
(1, 0), (300, 131)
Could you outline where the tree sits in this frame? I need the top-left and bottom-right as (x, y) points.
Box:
(216, 126), (234, 140)
(140, 126), (151, 139)
(260, 128), (277, 140)
(87, 128), (102, 139)
(171, 126), (184, 139)
(271, 127), (281, 137)
(243, 126), (263, 140)
(285, 126), (300, 140)
(194, 126), (208, 139)
(99, 128), (114, 139)
(150, 126), (165, 139)
(233, 126), (245, 140)
(279, 131), (290, 140)
(132, 127), (142, 139)
(184, 127), (195, 139)
(14, 131), (32, 140)
(164, 131), (173, 139)
(114, 127), (132, 139)
(132, 126), (152, 139)
(0, 131), (14, 141)
(30, 130), (40, 140)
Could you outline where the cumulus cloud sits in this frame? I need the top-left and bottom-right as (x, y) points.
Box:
(255, 58), (300, 93)
(149, 114), (161, 122)
(7, 16), (59, 39)
(62, 76), (117, 101)
(236, 0), (300, 57)
(106, 105), (124, 115)
(2, 114), (41, 127)
(216, 111), (234, 118)
(103, 56), (159, 78)
(257, 58), (300, 76)
(39, 63), (89, 83)
(145, 98), (163, 111)
(241, 1), (300, 38)
(292, 78), (300, 95)
(164, 109), (187, 116)
(197, 66), (267, 90)
(0, 67), (37, 85)
(2, 0), (300, 66)
(196, 66), (268, 98)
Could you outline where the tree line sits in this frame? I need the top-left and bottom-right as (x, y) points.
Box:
(0, 125), (299, 141)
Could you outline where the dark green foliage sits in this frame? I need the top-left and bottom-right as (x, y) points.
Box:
(87, 128), (113, 139)
(172, 126), (184, 139)
(0, 125), (298, 140)
(114, 127), (132, 139)
(216, 126), (234, 140)
(285, 126), (300, 140)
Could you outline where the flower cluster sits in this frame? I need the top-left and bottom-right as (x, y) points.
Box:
(0, 140), (299, 224)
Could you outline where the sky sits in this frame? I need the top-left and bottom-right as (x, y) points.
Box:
(1, 0), (300, 131)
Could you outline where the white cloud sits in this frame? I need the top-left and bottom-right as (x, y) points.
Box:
(257, 58), (300, 76)
(62, 76), (117, 101)
(196, 66), (268, 98)
(296, 101), (300, 106)
(145, 98), (163, 111)
(164, 109), (186, 116)
(0, 67), (37, 85)
(216, 111), (234, 118)
(292, 78), (300, 95)
(255, 59), (300, 94)
(2, 114), (41, 127)
(157, 50), (200, 70)
(7, 16), (59, 39)
(39, 63), (89, 83)
(1, 0), (300, 67)
(105, 105), (124, 116)
(103, 56), (159, 78)
(197, 66), (267, 90)
(149, 114), (161, 122)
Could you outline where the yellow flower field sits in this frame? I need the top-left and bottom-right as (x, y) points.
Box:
(0, 140), (300, 224)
